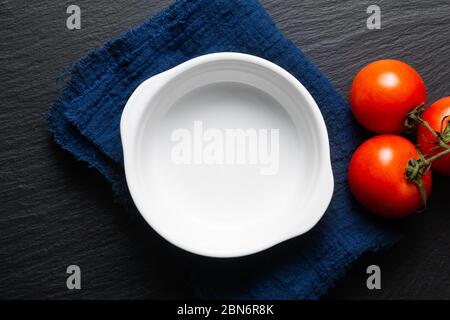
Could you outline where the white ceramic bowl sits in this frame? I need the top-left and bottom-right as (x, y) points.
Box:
(120, 52), (333, 258)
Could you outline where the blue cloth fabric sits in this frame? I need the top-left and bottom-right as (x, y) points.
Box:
(48, 0), (398, 299)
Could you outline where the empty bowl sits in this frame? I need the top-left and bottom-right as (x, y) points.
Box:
(120, 52), (333, 258)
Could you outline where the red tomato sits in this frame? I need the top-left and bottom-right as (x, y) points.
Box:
(417, 97), (450, 176)
(348, 135), (432, 218)
(350, 60), (426, 133)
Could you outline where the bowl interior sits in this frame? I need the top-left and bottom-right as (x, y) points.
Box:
(126, 56), (330, 257)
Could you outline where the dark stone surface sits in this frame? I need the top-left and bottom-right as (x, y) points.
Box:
(0, 0), (449, 299)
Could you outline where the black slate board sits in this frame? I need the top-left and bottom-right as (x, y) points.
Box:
(1, 0), (449, 299)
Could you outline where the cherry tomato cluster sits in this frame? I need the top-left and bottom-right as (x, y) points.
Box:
(348, 60), (450, 218)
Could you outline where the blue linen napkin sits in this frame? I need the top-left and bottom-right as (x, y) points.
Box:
(48, 0), (398, 299)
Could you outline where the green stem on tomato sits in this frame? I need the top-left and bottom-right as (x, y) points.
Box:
(404, 103), (450, 210)
(425, 145), (450, 163)
(404, 103), (425, 133)
(413, 175), (427, 210)
(418, 116), (439, 139)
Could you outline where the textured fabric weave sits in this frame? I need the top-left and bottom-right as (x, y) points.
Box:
(48, 0), (398, 299)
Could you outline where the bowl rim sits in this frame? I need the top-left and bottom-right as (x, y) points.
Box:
(120, 52), (334, 258)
